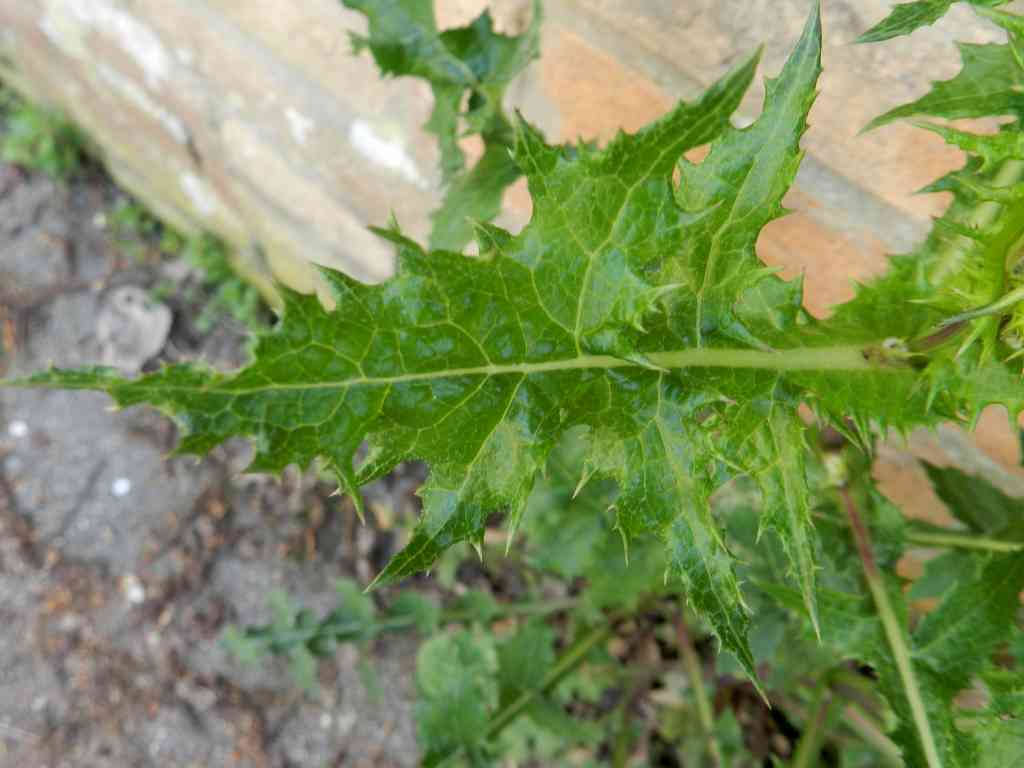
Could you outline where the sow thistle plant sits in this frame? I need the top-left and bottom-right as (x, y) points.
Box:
(8, 0), (1024, 765)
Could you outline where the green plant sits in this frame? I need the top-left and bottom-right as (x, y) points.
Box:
(341, 0), (541, 251)
(106, 197), (185, 261)
(8, 1), (1024, 765)
(103, 197), (267, 330)
(179, 233), (268, 332)
(0, 86), (90, 179)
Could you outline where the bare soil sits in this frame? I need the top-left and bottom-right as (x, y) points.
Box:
(0, 165), (423, 767)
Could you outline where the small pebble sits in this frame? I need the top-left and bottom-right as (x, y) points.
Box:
(121, 574), (146, 605)
(7, 420), (28, 438)
(111, 477), (132, 497)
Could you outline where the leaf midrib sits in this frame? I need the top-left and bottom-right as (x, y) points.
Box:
(133, 344), (889, 397)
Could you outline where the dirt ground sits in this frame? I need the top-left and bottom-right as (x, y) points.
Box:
(0, 165), (423, 767)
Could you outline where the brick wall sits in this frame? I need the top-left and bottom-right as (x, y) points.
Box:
(2, 0), (1022, 498)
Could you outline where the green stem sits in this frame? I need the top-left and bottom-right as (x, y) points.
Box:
(815, 512), (1024, 555)
(611, 692), (637, 768)
(675, 607), (722, 767)
(791, 679), (838, 768)
(841, 487), (944, 768)
(251, 596), (580, 650)
(907, 529), (1024, 553)
(484, 618), (615, 739)
(841, 703), (903, 766)
(930, 158), (1024, 285)
(101, 345), (890, 399)
(973, 160), (1024, 229)
(433, 620), (616, 766)
(938, 282), (1024, 327)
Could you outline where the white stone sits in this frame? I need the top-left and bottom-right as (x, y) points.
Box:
(121, 574), (146, 605)
(7, 420), (28, 439)
(111, 477), (132, 497)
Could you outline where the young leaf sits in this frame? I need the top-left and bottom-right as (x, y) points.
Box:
(343, 0), (541, 250)
(429, 140), (522, 251)
(857, 1), (1012, 44)
(343, 0), (537, 178)
(497, 620), (556, 700)
(416, 629), (499, 764)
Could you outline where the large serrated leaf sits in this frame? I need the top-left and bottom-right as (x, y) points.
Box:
(14, 4), (1015, 690)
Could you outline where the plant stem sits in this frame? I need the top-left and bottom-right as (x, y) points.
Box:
(840, 487), (944, 768)
(841, 703), (903, 766)
(674, 607), (722, 767)
(432, 615), (617, 767)
(791, 678), (837, 768)
(930, 158), (1024, 285)
(611, 708), (633, 768)
(906, 529), (1024, 553)
(458, 596), (582, 620)
(939, 283), (1024, 327)
(485, 618), (615, 739)
(129, 345), (891, 400)
(814, 511), (1024, 554)
(253, 596), (580, 650)
(610, 678), (645, 768)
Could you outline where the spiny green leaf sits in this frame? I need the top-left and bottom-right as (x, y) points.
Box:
(975, 655), (1024, 767)
(343, 0), (537, 177)
(923, 462), (1023, 534)
(519, 432), (669, 613)
(856, 1), (1012, 44)
(836, 9), (1024, 419)
(888, 551), (1024, 767)
(497, 620), (556, 700)
(982, 665), (1024, 719)
(866, 41), (1024, 130)
(429, 140), (521, 250)
(907, 549), (978, 600)
(343, 0), (542, 251)
(12, 4), (1002, 691)
(911, 552), (1024, 698)
(718, 403), (819, 638)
